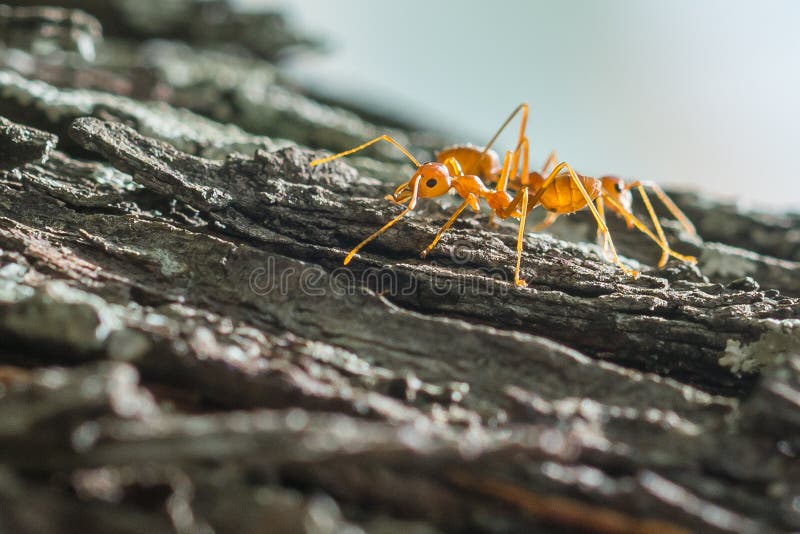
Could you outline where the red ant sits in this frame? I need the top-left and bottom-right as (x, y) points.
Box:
(310, 105), (695, 286)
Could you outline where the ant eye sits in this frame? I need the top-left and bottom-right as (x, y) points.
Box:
(425, 178), (438, 188)
(615, 183), (624, 193)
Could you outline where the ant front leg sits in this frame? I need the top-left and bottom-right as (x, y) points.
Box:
(344, 177), (422, 265)
(420, 194), (477, 258)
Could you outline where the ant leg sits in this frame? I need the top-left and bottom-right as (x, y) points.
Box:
(513, 187), (530, 287)
(595, 196), (614, 261)
(343, 178), (422, 265)
(560, 163), (638, 277)
(516, 105), (529, 150)
(633, 184), (671, 267)
(531, 212), (560, 232)
(627, 181), (697, 236)
(540, 150), (558, 175)
(494, 186), (533, 286)
(496, 150), (515, 193)
(311, 134), (420, 168)
(603, 194), (697, 265)
(489, 149), (524, 231)
(420, 195), (475, 258)
(499, 135), (530, 190)
(344, 206), (412, 265)
(481, 103), (529, 156)
(527, 163), (609, 235)
(514, 136), (531, 186)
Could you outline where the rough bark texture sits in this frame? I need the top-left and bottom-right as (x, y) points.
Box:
(0, 3), (799, 534)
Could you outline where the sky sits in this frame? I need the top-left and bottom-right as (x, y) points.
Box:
(236, 0), (800, 209)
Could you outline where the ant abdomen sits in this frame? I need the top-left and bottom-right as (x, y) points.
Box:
(526, 171), (602, 214)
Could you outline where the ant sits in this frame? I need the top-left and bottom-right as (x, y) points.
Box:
(309, 105), (694, 286)
(437, 103), (698, 268)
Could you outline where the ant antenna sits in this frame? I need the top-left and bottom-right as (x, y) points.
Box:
(310, 134), (420, 168)
(480, 103), (529, 156)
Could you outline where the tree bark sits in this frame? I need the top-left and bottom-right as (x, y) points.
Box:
(0, 3), (798, 533)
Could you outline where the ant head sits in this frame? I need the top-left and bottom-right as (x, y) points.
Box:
(391, 162), (453, 203)
(601, 176), (632, 212)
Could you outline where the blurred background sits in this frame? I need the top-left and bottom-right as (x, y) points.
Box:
(236, 0), (800, 209)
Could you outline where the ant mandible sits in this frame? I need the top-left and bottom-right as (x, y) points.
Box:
(438, 103), (698, 268)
